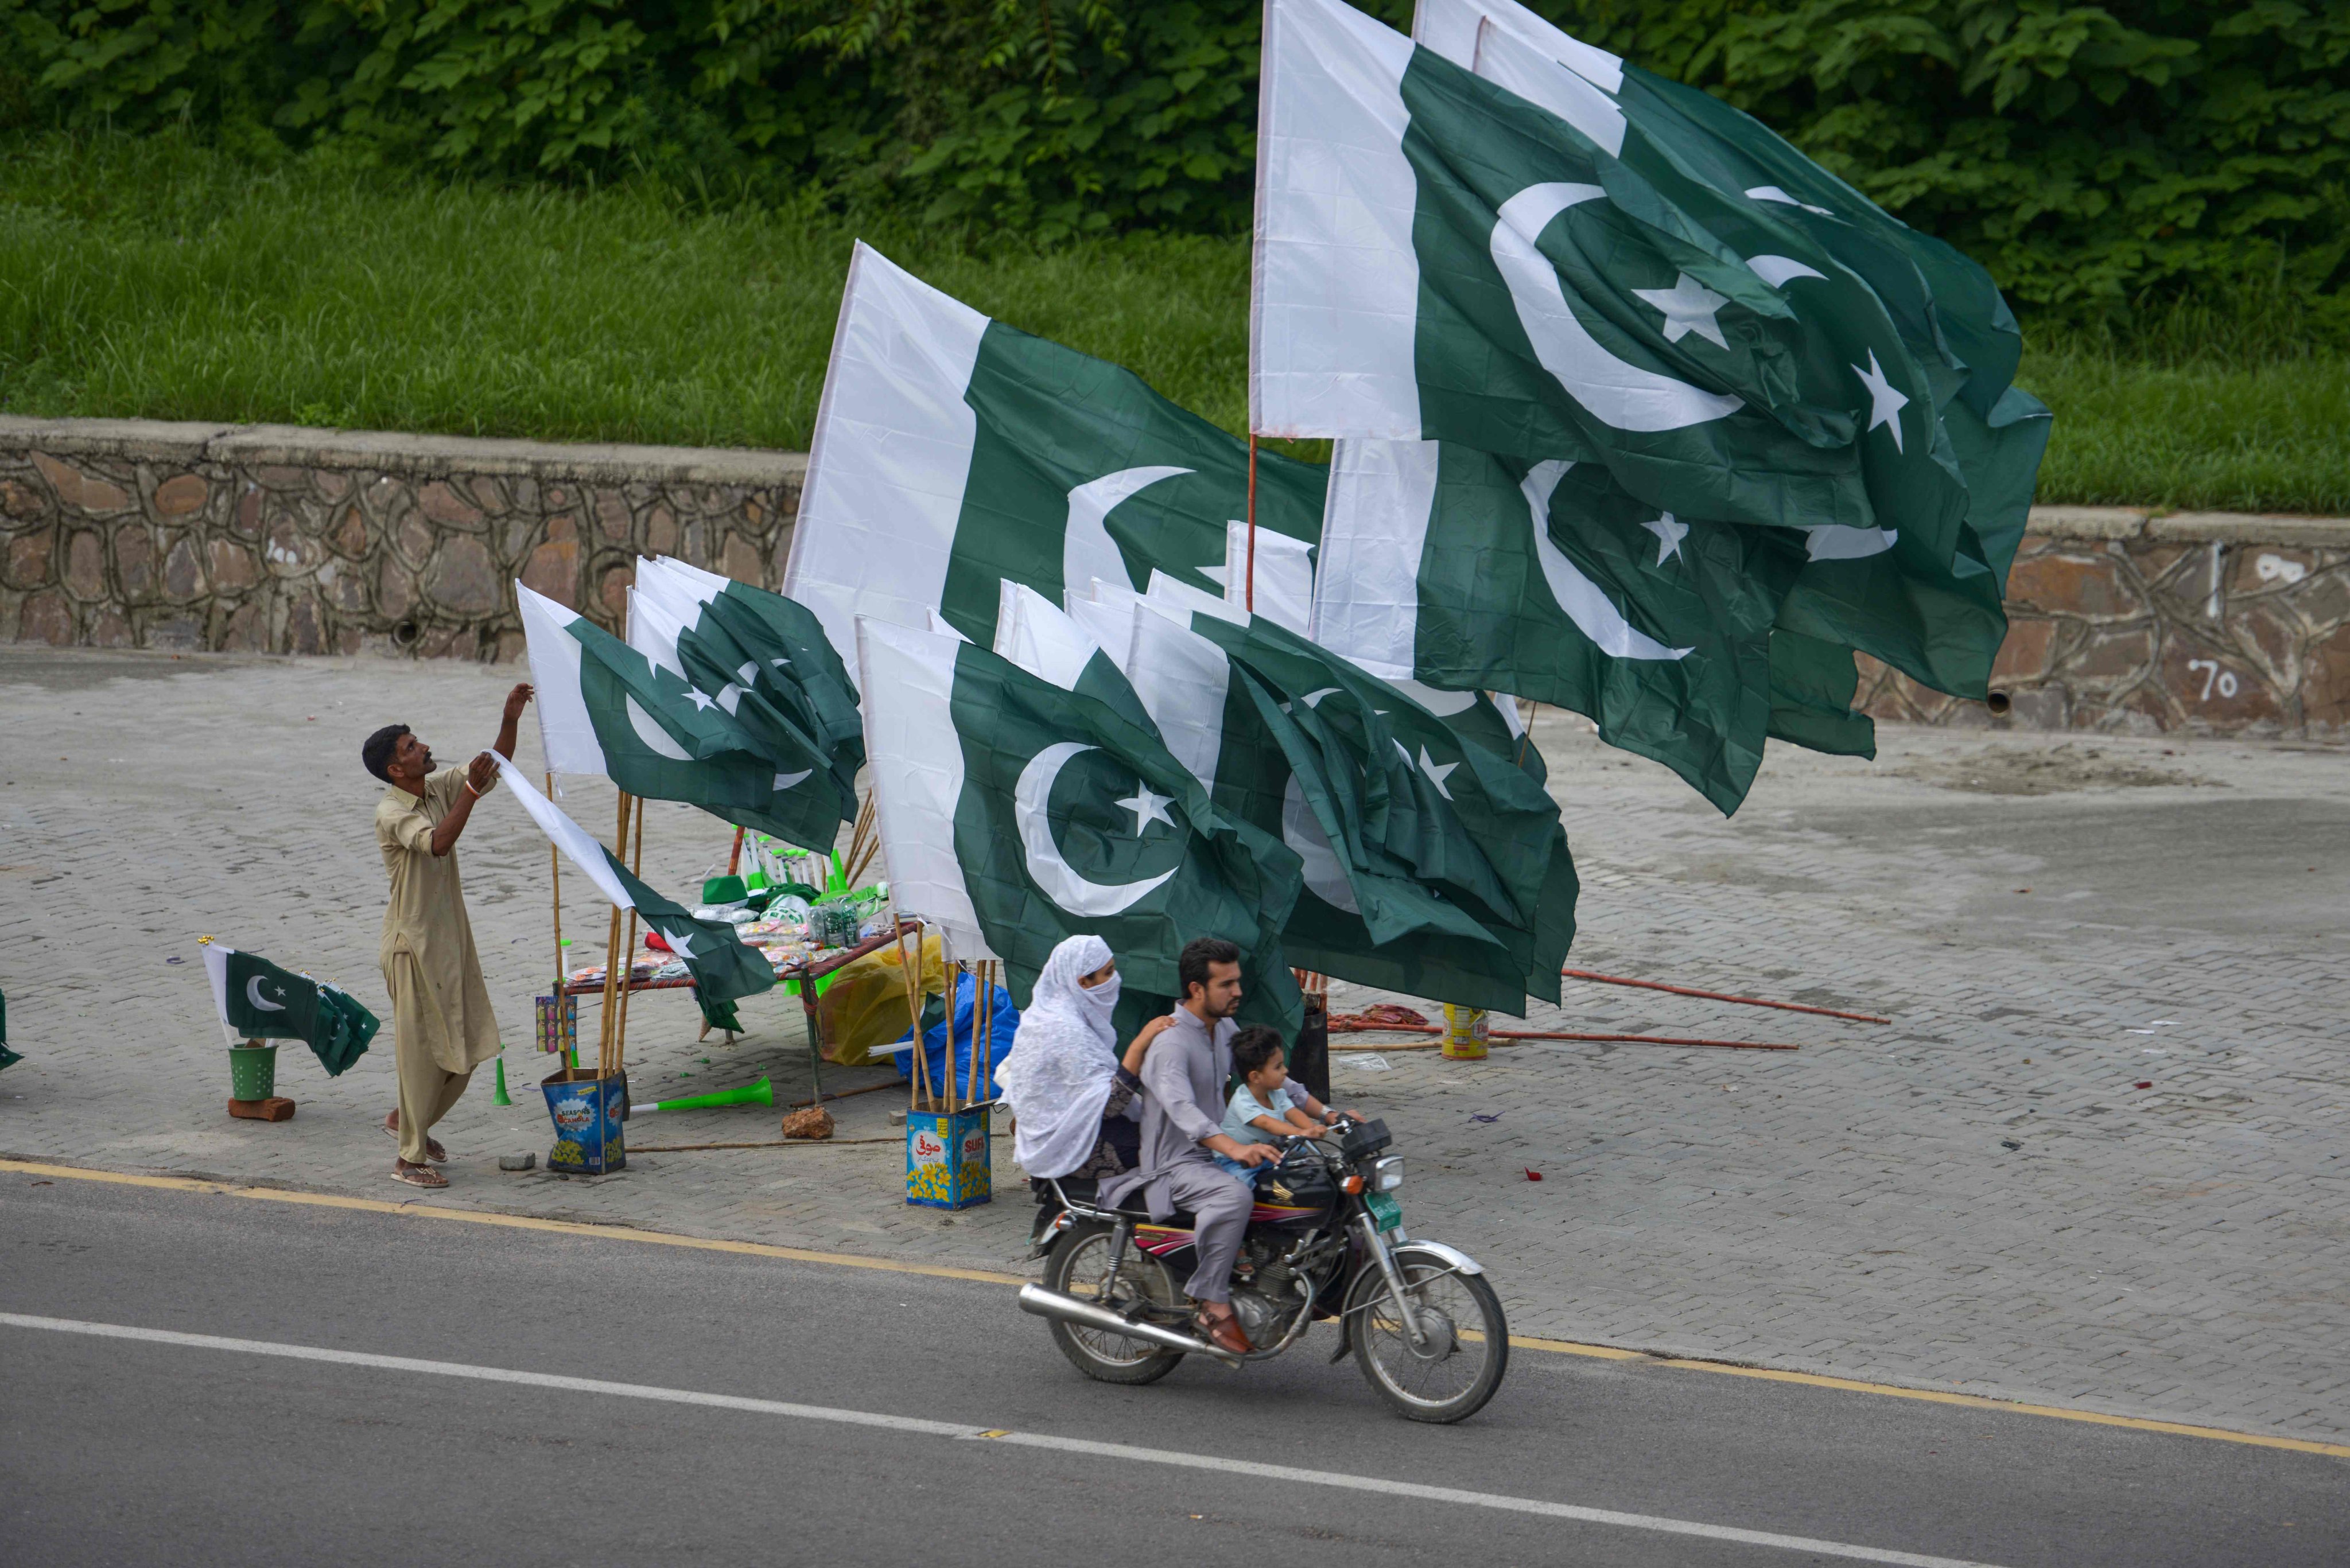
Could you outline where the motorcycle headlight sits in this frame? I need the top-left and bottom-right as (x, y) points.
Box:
(1372, 1155), (1404, 1192)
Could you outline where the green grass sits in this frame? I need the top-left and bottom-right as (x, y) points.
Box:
(3, 133), (2343, 513)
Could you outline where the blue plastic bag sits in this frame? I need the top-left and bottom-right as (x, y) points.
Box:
(890, 970), (1019, 1100)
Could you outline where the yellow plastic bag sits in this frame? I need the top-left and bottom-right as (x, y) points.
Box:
(816, 932), (946, 1066)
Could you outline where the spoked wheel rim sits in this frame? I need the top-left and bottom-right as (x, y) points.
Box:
(1057, 1230), (1180, 1369)
(1357, 1260), (1501, 1415)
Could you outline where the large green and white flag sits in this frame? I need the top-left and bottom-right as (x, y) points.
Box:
(784, 243), (1324, 681)
(494, 758), (779, 1006)
(203, 945), (379, 1076)
(857, 616), (1303, 1018)
(518, 582), (842, 851)
(626, 556), (863, 837)
(1407, 0), (2042, 697)
(1252, 0), (2046, 614)
(1078, 580), (1559, 1011)
(1176, 598), (1575, 991)
(1313, 437), (1880, 812)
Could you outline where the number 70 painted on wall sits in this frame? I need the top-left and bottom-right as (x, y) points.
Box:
(2185, 659), (2239, 701)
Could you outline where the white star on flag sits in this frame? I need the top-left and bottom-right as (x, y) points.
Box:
(1114, 783), (1177, 836)
(661, 927), (698, 961)
(1851, 349), (1909, 452)
(1630, 272), (1731, 349)
(683, 687), (717, 712)
(1642, 512), (1689, 566)
(1416, 746), (1459, 800)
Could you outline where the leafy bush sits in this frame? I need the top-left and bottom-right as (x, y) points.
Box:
(0, 2), (2341, 322)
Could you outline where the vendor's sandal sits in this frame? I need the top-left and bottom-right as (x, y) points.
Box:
(382, 1116), (448, 1162)
(391, 1161), (448, 1189)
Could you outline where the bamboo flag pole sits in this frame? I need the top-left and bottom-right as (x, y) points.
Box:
(614, 791), (645, 1073)
(894, 917), (926, 1115)
(596, 789), (630, 1079)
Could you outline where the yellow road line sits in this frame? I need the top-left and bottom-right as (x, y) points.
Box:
(9, 1155), (2345, 1461)
(0, 1157), (1026, 1286)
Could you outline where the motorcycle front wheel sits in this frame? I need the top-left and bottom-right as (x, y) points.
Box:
(1043, 1221), (1186, 1385)
(1345, 1245), (1509, 1423)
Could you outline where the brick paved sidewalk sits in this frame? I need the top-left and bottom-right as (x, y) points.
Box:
(3, 646), (2346, 1441)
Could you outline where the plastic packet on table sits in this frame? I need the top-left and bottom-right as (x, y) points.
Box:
(814, 930), (946, 1066)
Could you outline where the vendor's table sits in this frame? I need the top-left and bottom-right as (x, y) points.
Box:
(562, 920), (913, 1107)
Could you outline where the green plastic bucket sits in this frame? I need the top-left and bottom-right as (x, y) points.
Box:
(228, 1042), (279, 1100)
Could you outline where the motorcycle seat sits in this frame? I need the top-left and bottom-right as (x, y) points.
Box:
(1033, 1178), (1199, 1231)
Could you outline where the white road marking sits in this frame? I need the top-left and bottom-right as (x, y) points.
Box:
(2, 1312), (2007, 1567)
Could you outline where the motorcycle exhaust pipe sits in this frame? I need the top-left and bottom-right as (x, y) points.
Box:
(1017, 1284), (1243, 1367)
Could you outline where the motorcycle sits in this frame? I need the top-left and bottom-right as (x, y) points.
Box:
(1016, 1116), (1509, 1423)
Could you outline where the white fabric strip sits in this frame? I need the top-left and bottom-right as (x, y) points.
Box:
(1306, 438), (1439, 682)
(515, 583), (610, 777)
(856, 617), (996, 960)
(786, 242), (989, 684)
(1124, 604), (1233, 793)
(1252, 0), (1424, 439)
(1144, 570), (1245, 625)
(1413, 0), (1623, 92)
(1064, 578), (1141, 676)
(492, 756), (635, 912)
(993, 582), (1103, 693)
(1471, 16), (1625, 157)
(1219, 522), (1317, 635)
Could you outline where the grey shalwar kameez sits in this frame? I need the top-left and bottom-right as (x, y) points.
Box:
(1097, 1006), (1253, 1304)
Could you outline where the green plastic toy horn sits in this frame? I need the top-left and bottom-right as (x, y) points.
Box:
(634, 1075), (774, 1113)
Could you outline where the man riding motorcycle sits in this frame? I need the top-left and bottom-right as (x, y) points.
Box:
(1096, 937), (1280, 1354)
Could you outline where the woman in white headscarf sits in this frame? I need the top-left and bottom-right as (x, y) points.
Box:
(994, 933), (1156, 1181)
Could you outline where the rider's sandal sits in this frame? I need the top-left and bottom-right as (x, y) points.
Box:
(391, 1162), (448, 1189)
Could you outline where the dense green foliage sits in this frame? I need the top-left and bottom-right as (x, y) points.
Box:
(4, 133), (2343, 511)
(0, 2), (2341, 322)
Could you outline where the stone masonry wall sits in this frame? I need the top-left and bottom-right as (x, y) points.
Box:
(1856, 507), (2350, 737)
(5, 418), (2347, 737)
(0, 419), (802, 660)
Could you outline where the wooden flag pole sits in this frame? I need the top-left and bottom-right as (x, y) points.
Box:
(1245, 435), (1258, 613)
(596, 789), (630, 1078)
(547, 771), (572, 1069)
(726, 824), (745, 877)
(1516, 701), (1540, 767)
(894, 917), (926, 1115)
(614, 791), (645, 1073)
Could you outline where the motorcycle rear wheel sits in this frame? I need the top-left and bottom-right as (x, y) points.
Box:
(1043, 1222), (1186, 1385)
(1345, 1247), (1508, 1423)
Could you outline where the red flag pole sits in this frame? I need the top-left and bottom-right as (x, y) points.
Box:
(1245, 434), (1258, 613)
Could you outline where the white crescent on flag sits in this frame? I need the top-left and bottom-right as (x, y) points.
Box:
(1491, 184), (1745, 433)
(1066, 466), (1191, 598)
(1014, 742), (1179, 915)
(245, 975), (286, 1013)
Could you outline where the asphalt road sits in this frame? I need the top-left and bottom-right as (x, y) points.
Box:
(3, 1176), (2343, 1567)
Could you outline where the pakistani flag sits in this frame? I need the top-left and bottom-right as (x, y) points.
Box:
(202, 946), (379, 1076)
(1411, 0), (2042, 699)
(1314, 437), (1881, 812)
(494, 758), (779, 1007)
(784, 243), (1324, 683)
(627, 556), (864, 837)
(1079, 581), (1566, 1011)
(1176, 600), (1575, 995)
(519, 582), (844, 852)
(856, 616), (1303, 1022)
(1253, 0), (2048, 635)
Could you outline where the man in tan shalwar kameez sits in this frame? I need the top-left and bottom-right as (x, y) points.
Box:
(362, 683), (533, 1189)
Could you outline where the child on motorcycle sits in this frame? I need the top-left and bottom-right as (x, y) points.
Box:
(1211, 1027), (1335, 1184)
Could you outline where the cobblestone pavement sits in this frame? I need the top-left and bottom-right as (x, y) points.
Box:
(3, 646), (2347, 1442)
